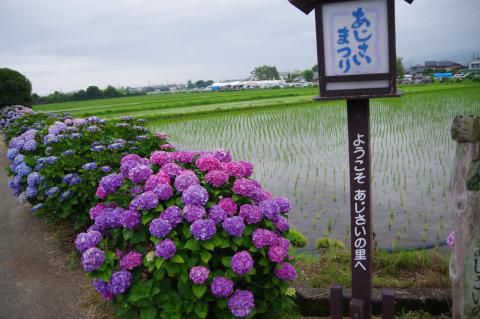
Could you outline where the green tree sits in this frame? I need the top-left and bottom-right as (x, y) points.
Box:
(186, 80), (195, 90)
(303, 69), (314, 82)
(312, 64), (318, 72)
(103, 85), (121, 98)
(0, 68), (32, 107)
(396, 57), (405, 78)
(251, 65), (279, 80)
(85, 86), (102, 99)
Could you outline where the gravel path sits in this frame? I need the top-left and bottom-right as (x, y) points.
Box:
(0, 142), (98, 319)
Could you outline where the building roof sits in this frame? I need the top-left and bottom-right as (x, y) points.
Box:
(288, 0), (414, 15)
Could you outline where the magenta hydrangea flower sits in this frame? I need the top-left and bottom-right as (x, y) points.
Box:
(267, 246), (288, 263)
(273, 197), (292, 213)
(182, 185), (209, 206)
(155, 239), (176, 259)
(119, 210), (141, 229)
(130, 186), (144, 196)
(274, 216), (290, 232)
(222, 216), (245, 237)
(95, 186), (107, 199)
(232, 178), (260, 197)
(89, 203), (110, 220)
(190, 219), (216, 241)
(447, 231), (455, 248)
(189, 266), (210, 284)
(172, 151), (196, 164)
(150, 151), (173, 166)
(121, 154), (141, 164)
(81, 247), (105, 272)
(109, 270), (132, 295)
(231, 251), (253, 275)
(149, 218), (172, 238)
(210, 277), (234, 298)
(144, 171), (171, 191)
(259, 199), (280, 220)
(184, 205), (206, 223)
(153, 184), (173, 201)
(196, 156), (221, 172)
(274, 262), (297, 281)
(228, 289), (255, 318)
(208, 205), (227, 224)
(277, 237), (290, 250)
(239, 204), (263, 224)
(252, 228), (278, 248)
(205, 170), (229, 187)
(224, 161), (247, 178)
(174, 173), (200, 192)
(218, 197), (237, 216)
(212, 149), (232, 163)
(120, 251), (143, 270)
(99, 173), (124, 194)
(128, 164), (152, 184)
(75, 231), (102, 253)
(239, 161), (254, 177)
(160, 206), (183, 228)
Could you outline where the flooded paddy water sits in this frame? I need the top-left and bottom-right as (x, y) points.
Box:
(149, 87), (480, 250)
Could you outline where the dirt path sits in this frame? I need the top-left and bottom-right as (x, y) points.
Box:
(0, 142), (100, 319)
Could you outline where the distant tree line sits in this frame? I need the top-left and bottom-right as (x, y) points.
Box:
(186, 80), (215, 90)
(32, 85), (145, 105)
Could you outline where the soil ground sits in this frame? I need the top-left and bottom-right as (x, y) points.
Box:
(0, 142), (100, 319)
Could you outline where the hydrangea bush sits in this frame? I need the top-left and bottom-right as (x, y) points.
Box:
(78, 149), (298, 318)
(4, 110), (169, 228)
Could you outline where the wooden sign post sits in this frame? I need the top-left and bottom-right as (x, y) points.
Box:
(288, 0), (414, 317)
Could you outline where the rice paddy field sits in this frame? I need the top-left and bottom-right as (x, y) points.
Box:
(35, 82), (480, 250)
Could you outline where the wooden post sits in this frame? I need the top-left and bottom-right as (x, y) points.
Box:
(347, 99), (373, 318)
(450, 116), (480, 319)
(382, 289), (395, 319)
(330, 284), (344, 319)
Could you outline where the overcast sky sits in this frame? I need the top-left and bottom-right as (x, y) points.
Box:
(1, 0), (479, 95)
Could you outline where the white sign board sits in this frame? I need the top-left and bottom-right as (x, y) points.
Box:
(322, 0), (390, 77)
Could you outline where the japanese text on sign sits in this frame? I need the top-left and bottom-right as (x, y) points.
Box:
(472, 247), (480, 316)
(322, 0), (389, 76)
(352, 133), (367, 271)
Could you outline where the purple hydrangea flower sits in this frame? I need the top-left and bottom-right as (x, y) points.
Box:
(7, 148), (19, 161)
(239, 204), (263, 224)
(130, 191), (159, 211)
(119, 210), (141, 229)
(273, 197), (292, 213)
(171, 151), (196, 164)
(174, 173), (200, 192)
(149, 218), (172, 238)
(120, 252), (143, 270)
(447, 231), (455, 248)
(47, 186), (60, 197)
(205, 170), (229, 187)
(190, 219), (216, 241)
(162, 163), (182, 177)
(81, 247), (105, 272)
(26, 186), (38, 198)
(15, 162), (32, 177)
(93, 279), (113, 300)
(144, 171), (171, 191)
(155, 239), (176, 259)
(231, 251), (253, 275)
(100, 174), (124, 194)
(32, 203), (44, 212)
(222, 216), (245, 237)
(259, 199), (280, 220)
(13, 153), (25, 165)
(128, 164), (152, 184)
(109, 271), (132, 295)
(22, 140), (37, 151)
(196, 156), (221, 172)
(93, 207), (123, 232)
(228, 289), (255, 318)
(251, 228), (278, 249)
(189, 266), (210, 284)
(184, 205), (206, 223)
(152, 184), (174, 201)
(232, 178), (260, 197)
(160, 206), (183, 227)
(274, 216), (290, 232)
(274, 262), (297, 281)
(212, 149), (232, 163)
(218, 198), (237, 216)
(267, 245), (288, 263)
(208, 205), (227, 224)
(210, 277), (234, 298)
(182, 185), (209, 206)
(239, 161), (253, 177)
(75, 231), (102, 253)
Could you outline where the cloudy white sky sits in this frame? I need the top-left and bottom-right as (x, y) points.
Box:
(1, 0), (479, 95)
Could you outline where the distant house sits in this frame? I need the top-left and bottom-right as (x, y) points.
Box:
(424, 60), (466, 72)
(410, 64), (425, 74)
(469, 59), (480, 70)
